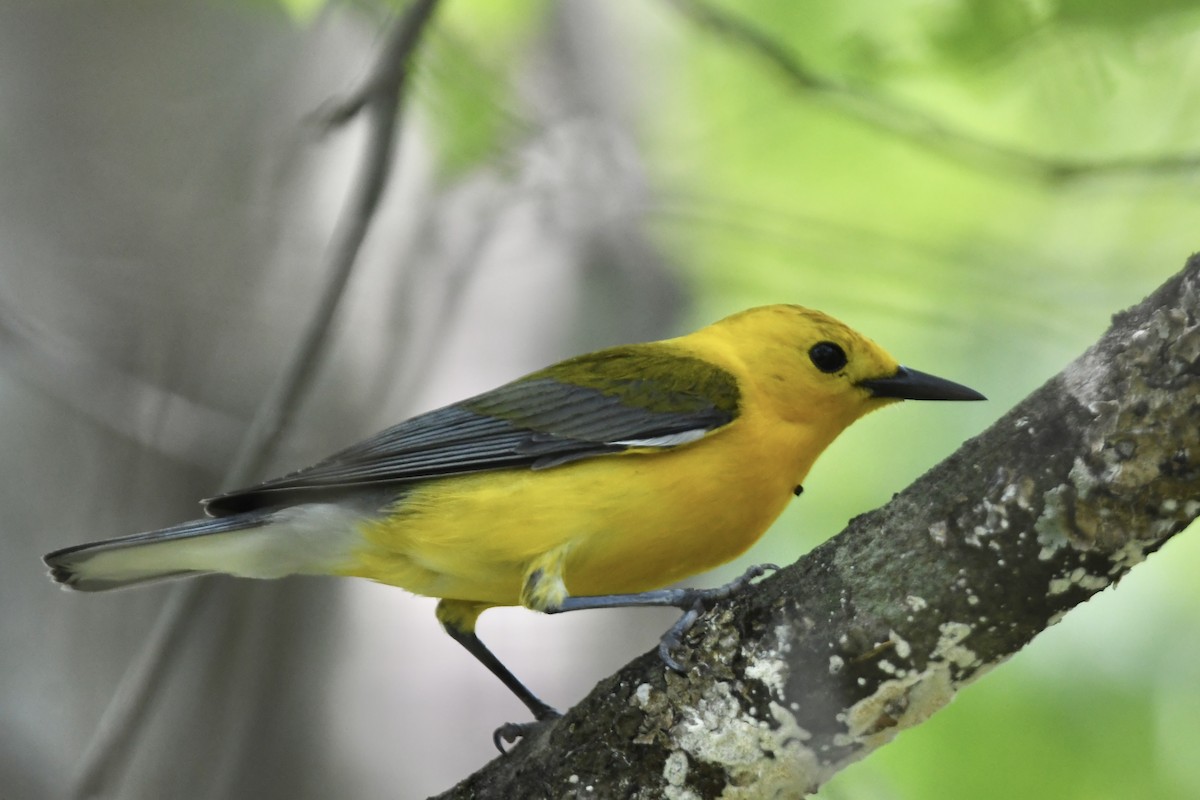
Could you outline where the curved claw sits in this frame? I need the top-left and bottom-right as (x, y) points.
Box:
(656, 562), (782, 673)
(658, 606), (702, 672)
(492, 710), (562, 753)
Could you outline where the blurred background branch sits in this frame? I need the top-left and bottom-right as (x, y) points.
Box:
(229, 0), (440, 494)
(67, 3), (441, 798)
(670, 0), (1200, 181)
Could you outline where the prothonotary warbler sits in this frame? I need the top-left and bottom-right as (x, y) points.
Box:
(43, 305), (984, 747)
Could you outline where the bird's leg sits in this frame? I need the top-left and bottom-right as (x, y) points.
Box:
(437, 600), (561, 752)
(542, 563), (780, 672)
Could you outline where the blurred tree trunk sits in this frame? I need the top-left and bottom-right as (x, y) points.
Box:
(1, 2), (681, 798)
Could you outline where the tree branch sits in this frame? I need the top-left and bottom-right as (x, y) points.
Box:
(67, 4), (441, 797)
(668, 0), (1200, 183)
(437, 254), (1200, 798)
(232, 0), (441, 483)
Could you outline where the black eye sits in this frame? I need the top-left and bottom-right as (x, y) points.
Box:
(808, 341), (847, 374)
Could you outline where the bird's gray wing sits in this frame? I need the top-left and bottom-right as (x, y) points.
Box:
(204, 346), (740, 515)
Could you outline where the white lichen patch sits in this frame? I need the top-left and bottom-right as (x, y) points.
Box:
(672, 682), (766, 764)
(743, 625), (793, 696)
(1047, 566), (1111, 596)
(832, 660), (957, 755)
(745, 652), (788, 696)
(1035, 485), (1073, 559)
(774, 624), (795, 653)
(824, 622), (978, 780)
(965, 489), (1017, 546)
(889, 630), (912, 660)
(662, 750), (697, 800)
(999, 477), (1036, 511)
(963, 526), (986, 547)
(664, 680), (821, 799)
(1107, 536), (1156, 574)
(828, 655), (845, 675)
(932, 622), (980, 671)
(1069, 455), (1109, 498)
(960, 470), (1036, 551)
(904, 595), (927, 612)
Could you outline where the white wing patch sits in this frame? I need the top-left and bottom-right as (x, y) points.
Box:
(611, 428), (709, 448)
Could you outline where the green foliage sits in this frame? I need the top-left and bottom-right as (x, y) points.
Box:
(420, 0), (549, 174)
(848, 672), (1171, 798)
(628, 2), (1200, 798)
(274, 0), (326, 22)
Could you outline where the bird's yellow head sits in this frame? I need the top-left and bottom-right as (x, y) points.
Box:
(692, 304), (984, 434)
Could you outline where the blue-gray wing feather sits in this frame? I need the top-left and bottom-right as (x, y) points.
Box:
(204, 357), (739, 515)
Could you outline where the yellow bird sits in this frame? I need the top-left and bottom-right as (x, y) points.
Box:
(43, 305), (983, 746)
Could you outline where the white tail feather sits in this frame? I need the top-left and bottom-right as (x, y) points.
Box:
(45, 504), (366, 592)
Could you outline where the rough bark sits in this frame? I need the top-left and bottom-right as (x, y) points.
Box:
(436, 254), (1200, 799)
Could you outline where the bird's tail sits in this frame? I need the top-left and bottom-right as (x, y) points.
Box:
(43, 513), (274, 592)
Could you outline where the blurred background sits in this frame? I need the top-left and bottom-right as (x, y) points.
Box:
(3, 0), (1198, 797)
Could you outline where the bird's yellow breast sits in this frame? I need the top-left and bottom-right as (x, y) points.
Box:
(339, 404), (825, 607)
(336, 309), (890, 609)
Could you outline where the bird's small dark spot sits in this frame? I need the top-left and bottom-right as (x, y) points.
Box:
(794, 485), (804, 496)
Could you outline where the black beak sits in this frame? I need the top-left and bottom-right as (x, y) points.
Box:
(859, 366), (986, 402)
